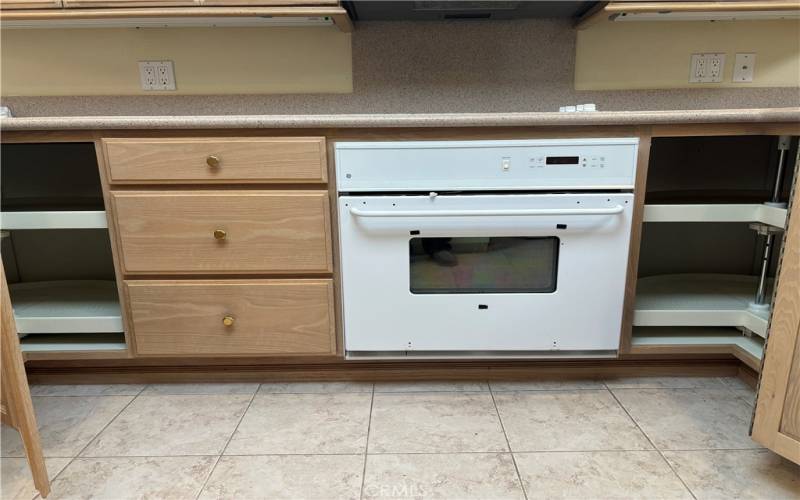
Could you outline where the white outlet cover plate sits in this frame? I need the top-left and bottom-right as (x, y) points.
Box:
(690, 53), (725, 83)
(733, 53), (756, 82)
(138, 60), (176, 91)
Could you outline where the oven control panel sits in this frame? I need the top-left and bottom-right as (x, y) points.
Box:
(336, 138), (638, 192)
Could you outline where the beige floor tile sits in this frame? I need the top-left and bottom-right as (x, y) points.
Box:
(490, 379), (605, 391)
(1, 457), (70, 500)
(664, 449), (800, 499)
(226, 393), (371, 454)
(605, 376), (727, 389)
(613, 388), (759, 450)
(141, 383), (259, 395)
(258, 381), (374, 394)
(48, 456), (216, 500)
(368, 392), (507, 453)
(719, 376), (754, 391)
(363, 453), (524, 500)
(1, 396), (133, 457)
(515, 451), (691, 499)
(374, 381), (489, 392)
(81, 395), (251, 457)
(200, 454), (363, 499)
(494, 390), (652, 452)
(29, 384), (145, 396)
(733, 388), (757, 406)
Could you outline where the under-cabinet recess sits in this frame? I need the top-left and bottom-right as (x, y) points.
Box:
(1, 142), (126, 355)
(631, 135), (799, 366)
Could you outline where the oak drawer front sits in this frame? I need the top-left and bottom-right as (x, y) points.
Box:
(111, 191), (332, 274)
(126, 279), (335, 356)
(103, 137), (327, 184)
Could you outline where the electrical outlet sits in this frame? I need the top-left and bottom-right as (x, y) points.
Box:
(689, 53), (725, 83)
(733, 53), (756, 82)
(138, 60), (176, 91)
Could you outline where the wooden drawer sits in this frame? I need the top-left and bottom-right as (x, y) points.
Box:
(1, 0), (61, 9)
(110, 190), (332, 274)
(126, 279), (335, 356)
(102, 137), (327, 184)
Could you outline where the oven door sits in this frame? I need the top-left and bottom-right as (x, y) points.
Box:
(338, 193), (634, 357)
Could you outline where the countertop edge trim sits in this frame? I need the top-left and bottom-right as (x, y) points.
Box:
(1, 108), (799, 130)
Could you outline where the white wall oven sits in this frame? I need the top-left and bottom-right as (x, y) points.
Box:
(336, 139), (639, 358)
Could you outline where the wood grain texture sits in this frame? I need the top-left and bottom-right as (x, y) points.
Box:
(752, 149), (800, 464)
(606, 1), (800, 13)
(0, 0), (60, 9)
(63, 0), (193, 7)
(94, 135), (134, 357)
(23, 358), (741, 384)
(0, 5), (348, 18)
(103, 137), (327, 184)
(779, 321), (800, 439)
(126, 279), (335, 356)
(110, 190), (333, 274)
(619, 130), (651, 353)
(1, 263), (50, 498)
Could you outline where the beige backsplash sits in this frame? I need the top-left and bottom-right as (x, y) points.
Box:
(1, 26), (352, 96)
(2, 19), (798, 116)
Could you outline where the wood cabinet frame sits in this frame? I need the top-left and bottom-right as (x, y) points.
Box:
(2, 122), (798, 367)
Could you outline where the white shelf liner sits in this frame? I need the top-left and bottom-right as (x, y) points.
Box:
(643, 204), (787, 228)
(634, 273), (771, 338)
(632, 327), (764, 359)
(0, 210), (108, 230)
(11, 280), (123, 334)
(19, 333), (127, 353)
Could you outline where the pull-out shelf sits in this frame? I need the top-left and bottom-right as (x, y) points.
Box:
(631, 327), (764, 365)
(0, 210), (108, 230)
(643, 204), (787, 228)
(11, 280), (123, 335)
(634, 273), (770, 337)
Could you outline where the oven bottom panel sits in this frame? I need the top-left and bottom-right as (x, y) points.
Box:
(346, 350), (618, 360)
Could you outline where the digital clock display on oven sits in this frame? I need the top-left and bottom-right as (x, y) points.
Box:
(546, 156), (580, 165)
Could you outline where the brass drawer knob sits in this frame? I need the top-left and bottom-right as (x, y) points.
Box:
(206, 155), (221, 168)
(213, 229), (227, 240)
(222, 315), (235, 327)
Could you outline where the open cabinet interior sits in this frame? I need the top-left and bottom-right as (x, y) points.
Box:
(632, 135), (799, 368)
(0, 143), (126, 355)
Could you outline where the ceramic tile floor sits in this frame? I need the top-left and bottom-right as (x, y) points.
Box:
(2, 377), (800, 500)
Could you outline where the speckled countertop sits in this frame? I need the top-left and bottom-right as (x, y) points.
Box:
(1, 108), (799, 131)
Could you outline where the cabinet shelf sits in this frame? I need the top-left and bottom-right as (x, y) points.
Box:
(643, 204), (787, 228)
(0, 210), (108, 230)
(634, 274), (770, 338)
(631, 327), (764, 360)
(19, 333), (127, 353)
(11, 280), (123, 334)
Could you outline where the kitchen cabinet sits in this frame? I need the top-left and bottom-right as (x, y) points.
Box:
(110, 190), (333, 274)
(752, 170), (800, 463)
(0, 0), (60, 8)
(1, 122), (798, 466)
(0, 0), (353, 32)
(627, 134), (798, 370)
(103, 137), (328, 184)
(1, 262), (49, 498)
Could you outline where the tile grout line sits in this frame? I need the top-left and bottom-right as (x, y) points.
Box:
(488, 381), (529, 500)
(359, 383), (376, 500)
(605, 384), (698, 500)
(27, 385), (149, 500)
(193, 385), (260, 500)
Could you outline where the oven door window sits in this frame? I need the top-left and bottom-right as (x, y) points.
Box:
(409, 237), (559, 294)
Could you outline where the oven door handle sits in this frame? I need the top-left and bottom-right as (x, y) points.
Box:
(348, 205), (625, 218)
